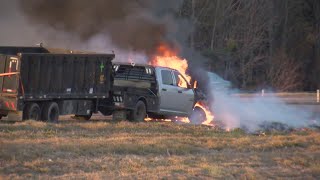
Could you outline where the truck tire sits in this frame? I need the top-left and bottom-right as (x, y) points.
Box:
(42, 102), (59, 122)
(23, 103), (41, 121)
(129, 101), (146, 122)
(189, 107), (206, 124)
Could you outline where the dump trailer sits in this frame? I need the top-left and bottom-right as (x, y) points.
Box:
(0, 46), (114, 122)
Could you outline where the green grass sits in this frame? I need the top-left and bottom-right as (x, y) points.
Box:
(0, 119), (319, 179)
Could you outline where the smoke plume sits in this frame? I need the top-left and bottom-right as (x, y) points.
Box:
(18, 0), (182, 55)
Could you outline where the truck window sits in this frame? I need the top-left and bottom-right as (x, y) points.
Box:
(173, 71), (188, 88)
(114, 65), (154, 81)
(161, 70), (174, 85)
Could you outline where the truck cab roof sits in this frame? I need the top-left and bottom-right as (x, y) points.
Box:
(113, 62), (178, 72)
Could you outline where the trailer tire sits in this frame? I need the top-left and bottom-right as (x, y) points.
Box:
(42, 102), (59, 123)
(23, 103), (41, 121)
(129, 101), (146, 122)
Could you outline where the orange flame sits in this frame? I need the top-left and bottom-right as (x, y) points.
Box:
(149, 44), (191, 88)
(177, 117), (190, 124)
(193, 80), (198, 89)
(194, 102), (214, 126)
(145, 117), (172, 122)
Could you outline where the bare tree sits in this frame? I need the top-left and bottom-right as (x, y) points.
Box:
(268, 50), (302, 91)
(180, 0), (320, 91)
(223, 0), (270, 88)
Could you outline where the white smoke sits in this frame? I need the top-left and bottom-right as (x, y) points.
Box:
(74, 34), (149, 64)
(209, 81), (318, 132)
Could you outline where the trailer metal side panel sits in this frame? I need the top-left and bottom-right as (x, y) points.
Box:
(0, 46), (49, 55)
(19, 53), (114, 99)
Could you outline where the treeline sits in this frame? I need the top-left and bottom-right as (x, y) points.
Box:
(179, 0), (320, 91)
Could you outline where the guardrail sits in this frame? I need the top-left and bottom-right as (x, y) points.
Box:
(232, 90), (320, 105)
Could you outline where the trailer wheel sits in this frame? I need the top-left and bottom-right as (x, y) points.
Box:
(42, 102), (59, 122)
(129, 101), (146, 122)
(23, 103), (41, 121)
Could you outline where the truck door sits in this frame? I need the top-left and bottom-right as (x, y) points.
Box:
(173, 71), (194, 115)
(158, 69), (180, 112)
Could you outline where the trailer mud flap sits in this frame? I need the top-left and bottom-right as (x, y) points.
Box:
(6, 111), (23, 121)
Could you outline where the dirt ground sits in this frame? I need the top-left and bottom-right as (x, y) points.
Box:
(0, 117), (320, 179)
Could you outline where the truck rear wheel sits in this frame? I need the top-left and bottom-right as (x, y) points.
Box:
(129, 101), (146, 122)
(23, 103), (41, 121)
(42, 102), (59, 122)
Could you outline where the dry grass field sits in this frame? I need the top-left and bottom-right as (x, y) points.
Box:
(0, 117), (320, 179)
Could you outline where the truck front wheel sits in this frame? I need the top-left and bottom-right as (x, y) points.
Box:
(23, 103), (41, 121)
(42, 102), (60, 122)
(129, 101), (146, 122)
(189, 107), (206, 124)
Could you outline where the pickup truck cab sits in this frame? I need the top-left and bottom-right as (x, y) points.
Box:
(109, 63), (200, 121)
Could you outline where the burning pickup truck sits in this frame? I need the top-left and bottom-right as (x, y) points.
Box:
(109, 63), (213, 124)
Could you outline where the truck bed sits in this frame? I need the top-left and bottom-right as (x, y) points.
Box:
(112, 64), (159, 113)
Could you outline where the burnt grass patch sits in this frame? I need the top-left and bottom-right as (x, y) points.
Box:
(0, 119), (319, 179)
